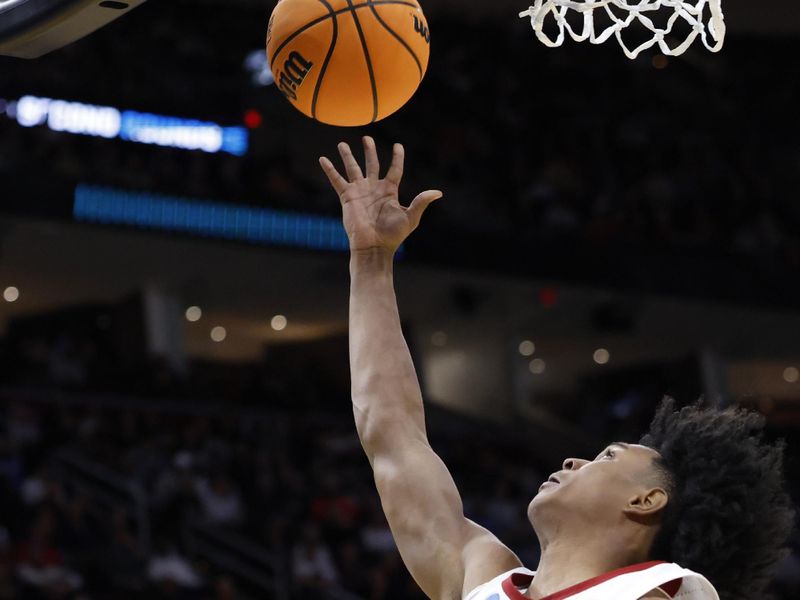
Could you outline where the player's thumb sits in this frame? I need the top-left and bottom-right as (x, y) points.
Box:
(407, 190), (443, 226)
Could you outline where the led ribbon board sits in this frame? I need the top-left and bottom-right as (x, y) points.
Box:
(10, 94), (248, 155)
(74, 185), (353, 252)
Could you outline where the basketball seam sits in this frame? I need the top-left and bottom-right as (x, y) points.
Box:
(367, 0), (423, 79)
(311, 0), (338, 120)
(345, 0), (378, 123)
(269, 1), (418, 71)
(270, 14), (330, 68)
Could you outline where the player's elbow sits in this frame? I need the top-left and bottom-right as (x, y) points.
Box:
(353, 400), (425, 455)
(352, 400), (383, 454)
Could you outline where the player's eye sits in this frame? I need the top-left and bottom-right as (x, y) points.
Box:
(594, 448), (614, 461)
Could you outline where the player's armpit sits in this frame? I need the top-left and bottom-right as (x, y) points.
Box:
(371, 437), (521, 600)
(462, 520), (524, 598)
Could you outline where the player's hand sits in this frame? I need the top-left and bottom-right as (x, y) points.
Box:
(319, 137), (443, 254)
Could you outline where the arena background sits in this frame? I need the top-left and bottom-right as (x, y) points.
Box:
(0, 0), (798, 599)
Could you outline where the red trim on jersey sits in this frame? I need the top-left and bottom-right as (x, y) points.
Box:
(660, 578), (682, 597)
(501, 561), (678, 600)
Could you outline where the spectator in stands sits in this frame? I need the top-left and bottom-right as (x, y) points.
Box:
(194, 473), (244, 527)
(291, 523), (339, 592)
(147, 538), (203, 599)
(16, 506), (83, 599)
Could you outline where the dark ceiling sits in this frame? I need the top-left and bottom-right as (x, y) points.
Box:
(206, 0), (800, 34)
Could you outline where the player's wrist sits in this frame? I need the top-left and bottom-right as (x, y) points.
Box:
(350, 246), (395, 259)
(350, 247), (395, 273)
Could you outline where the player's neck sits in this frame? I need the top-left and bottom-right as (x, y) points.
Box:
(526, 534), (650, 600)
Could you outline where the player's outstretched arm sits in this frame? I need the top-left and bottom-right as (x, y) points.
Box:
(319, 138), (522, 600)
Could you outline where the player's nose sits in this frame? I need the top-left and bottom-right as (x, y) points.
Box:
(562, 457), (590, 471)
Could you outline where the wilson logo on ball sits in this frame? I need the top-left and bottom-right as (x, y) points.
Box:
(276, 51), (313, 101)
(413, 15), (429, 44)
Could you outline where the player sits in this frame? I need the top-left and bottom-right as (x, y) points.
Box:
(318, 137), (795, 600)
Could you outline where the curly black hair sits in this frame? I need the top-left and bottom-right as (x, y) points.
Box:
(639, 397), (795, 600)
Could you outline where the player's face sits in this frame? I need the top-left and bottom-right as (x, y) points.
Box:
(528, 442), (664, 529)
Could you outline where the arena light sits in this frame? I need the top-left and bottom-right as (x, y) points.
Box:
(529, 358), (546, 374)
(9, 95), (248, 155)
(3, 286), (20, 302)
(243, 48), (275, 87)
(270, 315), (288, 331)
(593, 348), (611, 365)
(185, 306), (202, 322)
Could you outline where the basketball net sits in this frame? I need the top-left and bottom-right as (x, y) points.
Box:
(519, 0), (726, 59)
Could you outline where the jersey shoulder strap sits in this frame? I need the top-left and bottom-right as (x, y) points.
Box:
(464, 567), (536, 600)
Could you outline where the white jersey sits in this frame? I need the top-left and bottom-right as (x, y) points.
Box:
(464, 561), (719, 600)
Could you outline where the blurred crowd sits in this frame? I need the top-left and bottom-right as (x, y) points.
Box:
(0, 393), (547, 600)
(1, 372), (798, 600)
(0, 3), (798, 270)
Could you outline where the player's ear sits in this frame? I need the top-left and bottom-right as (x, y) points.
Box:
(624, 487), (668, 523)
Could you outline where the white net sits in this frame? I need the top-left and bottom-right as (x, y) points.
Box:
(519, 0), (726, 59)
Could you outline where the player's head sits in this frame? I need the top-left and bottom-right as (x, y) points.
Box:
(528, 439), (670, 554)
(529, 397), (795, 600)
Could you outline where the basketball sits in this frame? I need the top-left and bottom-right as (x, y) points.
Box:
(266, 0), (430, 127)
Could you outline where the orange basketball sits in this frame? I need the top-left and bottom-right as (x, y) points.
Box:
(266, 0), (430, 127)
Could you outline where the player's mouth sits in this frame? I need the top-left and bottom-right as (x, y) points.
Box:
(539, 475), (560, 490)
